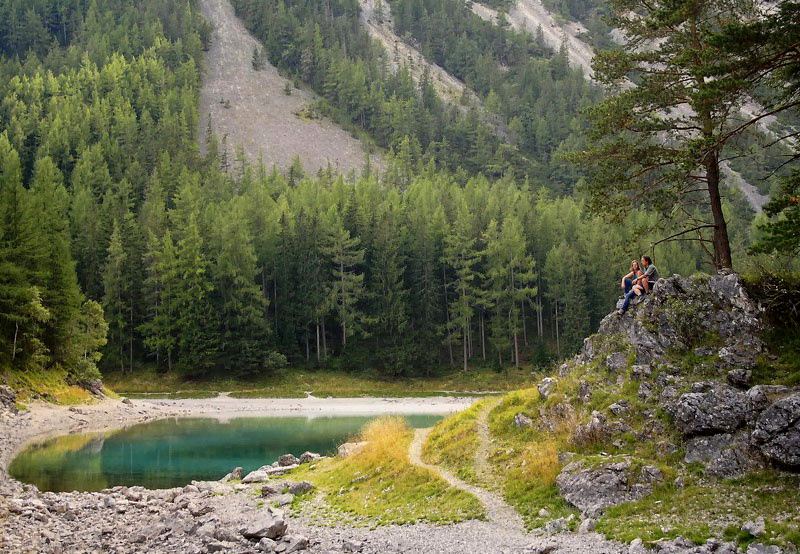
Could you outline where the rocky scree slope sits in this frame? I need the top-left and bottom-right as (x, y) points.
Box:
(509, 271), (798, 551)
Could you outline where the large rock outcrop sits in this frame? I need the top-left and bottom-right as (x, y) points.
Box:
(581, 271), (763, 367)
(556, 459), (662, 516)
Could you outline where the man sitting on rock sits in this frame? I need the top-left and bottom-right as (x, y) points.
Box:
(618, 256), (659, 315)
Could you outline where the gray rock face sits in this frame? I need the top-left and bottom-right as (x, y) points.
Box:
(0, 385), (18, 414)
(683, 432), (763, 478)
(606, 352), (628, 371)
(752, 393), (800, 467)
(240, 509), (288, 540)
(674, 384), (750, 436)
(555, 460), (662, 516)
(584, 272), (763, 368)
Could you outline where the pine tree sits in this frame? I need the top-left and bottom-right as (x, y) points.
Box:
(29, 157), (83, 368)
(102, 220), (129, 372)
(443, 202), (480, 371)
(321, 214), (366, 351)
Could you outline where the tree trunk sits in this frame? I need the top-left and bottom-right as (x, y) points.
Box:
(316, 322), (320, 363)
(12, 322), (18, 361)
(705, 148), (733, 269)
(442, 265), (453, 367)
(513, 330), (520, 368)
(480, 310), (486, 361)
(322, 319), (327, 360)
(554, 302), (561, 359)
(521, 301), (528, 346)
(462, 324), (468, 372)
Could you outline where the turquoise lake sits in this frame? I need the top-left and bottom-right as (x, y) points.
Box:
(9, 415), (442, 492)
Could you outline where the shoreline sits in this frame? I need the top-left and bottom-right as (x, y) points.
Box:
(1, 394), (476, 477)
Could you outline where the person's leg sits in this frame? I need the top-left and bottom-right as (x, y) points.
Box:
(623, 278), (633, 294)
(619, 289), (636, 313)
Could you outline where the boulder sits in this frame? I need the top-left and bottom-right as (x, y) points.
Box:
(673, 384), (750, 436)
(747, 545), (782, 554)
(742, 517), (766, 538)
(751, 393), (800, 467)
(298, 452), (321, 464)
(538, 377), (556, 399)
(337, 442), (367, 458)
(242, 470), (270, 484)
(555, 460), (662, 516)
(279, 534), (309, 553)
(514, 413), (534, 428)
(572, 411), (610, 446)
(0, 385), (18, 414)
(578, 381), (592, 403)
(257, 538), (277, 553)
(278, 454), (299, 467)
(727, 368), (752, 389)
(287, 481), (314, 495)
(240, 509), (288, 540)
(683, 432), (763, 478)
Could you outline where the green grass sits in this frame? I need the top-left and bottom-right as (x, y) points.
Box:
(3, 367), (97, 405)
(597, 472), (800, 548)
(422, 398), (488, 483)
(288, 417), (485, 525)
(104, 366), (536, 398)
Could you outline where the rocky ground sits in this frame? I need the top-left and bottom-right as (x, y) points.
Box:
(198, 0), (380, 175)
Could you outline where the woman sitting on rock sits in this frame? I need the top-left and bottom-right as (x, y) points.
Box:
(621, 260), (643, 295)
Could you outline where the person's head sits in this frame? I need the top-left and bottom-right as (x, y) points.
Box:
(641, 255), (652, 267)
(631, 260), (641, 272)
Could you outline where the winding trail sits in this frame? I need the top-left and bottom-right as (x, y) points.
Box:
(409, 411), (525, 532)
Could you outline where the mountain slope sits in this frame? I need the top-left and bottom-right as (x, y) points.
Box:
(198, 0), (378, 174)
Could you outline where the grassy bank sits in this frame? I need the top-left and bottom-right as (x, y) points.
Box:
(289, 417), (485, 525)
(104, 366), (536, 398)
(2, 368), (114, 406)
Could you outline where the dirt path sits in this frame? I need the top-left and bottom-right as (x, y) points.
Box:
(198, 0), (379, 175)
(409, 427), (526, 532)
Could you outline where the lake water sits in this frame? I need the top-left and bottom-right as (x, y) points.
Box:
(9, 414), (442, 492)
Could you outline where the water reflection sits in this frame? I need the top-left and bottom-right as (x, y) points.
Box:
(10, 414), (442, 492)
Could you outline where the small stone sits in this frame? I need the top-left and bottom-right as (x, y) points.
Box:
(578, 518), (596, 533)
(538, 377), (557, 399)
(298, 452), (321, 464)
(240, 511), (288, 540)
(342, 539), (363, 552)
(742, 517), (766, 537)
(628, 538), (647, 554)
(257, 537), (278, 553)
(282, 534), (310, 553)
(337, 442), (367, 458)
(543, 517), (568, 534)
(187, 502), (213, 517)
(242, 470), (270, 484)
(278, 454), (299, 467)
(746, 545), (782, 554)
(727, 368), (752, 389)
(609, 401), (629, 416)
(514, 413), (534, 428)
(538, 508), (550, 518)
(121, 397), (133, 405)
(287, 481), (314, 495)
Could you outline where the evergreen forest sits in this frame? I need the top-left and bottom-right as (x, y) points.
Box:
(1, 0), (797, 385)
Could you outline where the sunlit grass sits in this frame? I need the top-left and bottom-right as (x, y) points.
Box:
(422, 399), (486, 484)
(290, 416), (485, 525)
(5, 368), (95, 405)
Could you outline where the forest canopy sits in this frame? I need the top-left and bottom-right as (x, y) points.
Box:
(0, 0), (795, 383)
